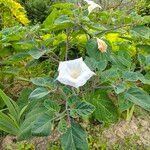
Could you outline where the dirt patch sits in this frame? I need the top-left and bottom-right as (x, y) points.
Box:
(102, 115), (150, 149)
(1, 130), (60, 150)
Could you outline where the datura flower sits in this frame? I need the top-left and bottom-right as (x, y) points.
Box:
(83, 0), (102, 14)
(97, 38), (107, 53)
(56, 58), (95, 88)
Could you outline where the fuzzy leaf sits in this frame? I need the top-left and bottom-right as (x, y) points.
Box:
(29, 87), (50, 100)
(44, 99), (60, 112)
(74, 101), (95, 117)
(86, 90), (118, 124)
(61, 121), (88, 150)
(32, 113), (52, 136)
(124, 87), (150, 111)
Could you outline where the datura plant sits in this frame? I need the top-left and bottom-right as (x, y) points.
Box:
(27, 58), (96, 150)
(0, 0), (150, 150)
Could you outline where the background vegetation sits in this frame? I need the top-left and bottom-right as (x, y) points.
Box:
(0, 0), (150, 149)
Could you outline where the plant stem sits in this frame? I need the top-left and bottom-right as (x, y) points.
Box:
(66, 100), (71, 127)
(94, 85), (113, 89)
(126, 104), (135, 121)
(59, 88), (71, 126)
(65, 29), (69, 61)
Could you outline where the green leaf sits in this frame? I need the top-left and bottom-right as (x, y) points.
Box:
(131, 25), (150, 39)
(74, 101), (95, 117)
(54, 15), (70, 24)
(0, 111), (19, 135)
(52, 22), (74, 31)
(18, 106), (46, 140)
(146, 55), (150, 65)
(137, 72), (150, 85)
(1, 25), (22, 35)
(29, 87), (50, 100)
(49, 15), (74, 31)
(84, 57), (107, 71)
(61, 121), (88, 150)
(117, 50), (131, 68)
(44, 99), (60, 112)
(25, 59), (39, 68)
(137, 44), (150, 52)
(113, 83), (126, 94)
(100, 68), (119, 83)
(86, 90), (118, 124)
(32, 113), (52, 136)
(43, 8), (58, 28)
(124, 87), (150, 111)
(31, 77), (54, 88)
(118, 95), (133, 113)
(9, 52), (29, 62)
(86, 39), (100, 60)
(58, 119), (67, 134)
(145, 71), (150, 79)
(52, 3), (73, 9)
(28, 48), (47, 59)
(123, 71), (138, 81)
(70, 109), (78, 119)
(17, 88), (32, 109)
(84, 57), (98, 71)
(97, 59), (108, 71)
(1, 67), (19, 75)
(0, 89), (20, 121)
(138, 53), (146, 65)
(0, 97), (5, 109)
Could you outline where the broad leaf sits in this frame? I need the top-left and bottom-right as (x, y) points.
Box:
(29, 87), (50, 100)
(32, 113), (52, 136)
(9, 52), (29, 62)
(58, 119), (67, 134)
(28, 48), (47, 59)
(44, 99), (60, 112)
(137, 44), (150, 52)
(0, 89), (20, 121)
(123, 71), (138, 81)
(86, 39), (100, 60)
(124, 87), (150, 111)
(17, 88), (32, 109)
(137, 72), (150, 85)
(74, 101), (95, 117)
(31, 77), (54, 88)
(131, 25), (150, 39)
(0, 111), (19, 135)
(100, 68), (119, 83)
(113, 83), (126, 94)
(118, 95), (133, 113)
(61, 121), (88, 150)
(138, 53), (146, 66)
(18, 106), (46, 140)
(43, 8), (58, 28)
(84, 57), (107, 71)
(117, 50), (131, 68)
(86, 90), (118, 124)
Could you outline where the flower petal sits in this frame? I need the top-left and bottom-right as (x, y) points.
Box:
(56, 57), (95, 88)
(83, 0), (102, 14)
(75, 71), (95, 88)
(57, 75), (76, 87)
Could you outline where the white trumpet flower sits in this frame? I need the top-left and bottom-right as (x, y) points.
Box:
(56, 58), (95, 88)
(83, 0), (102, 14)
